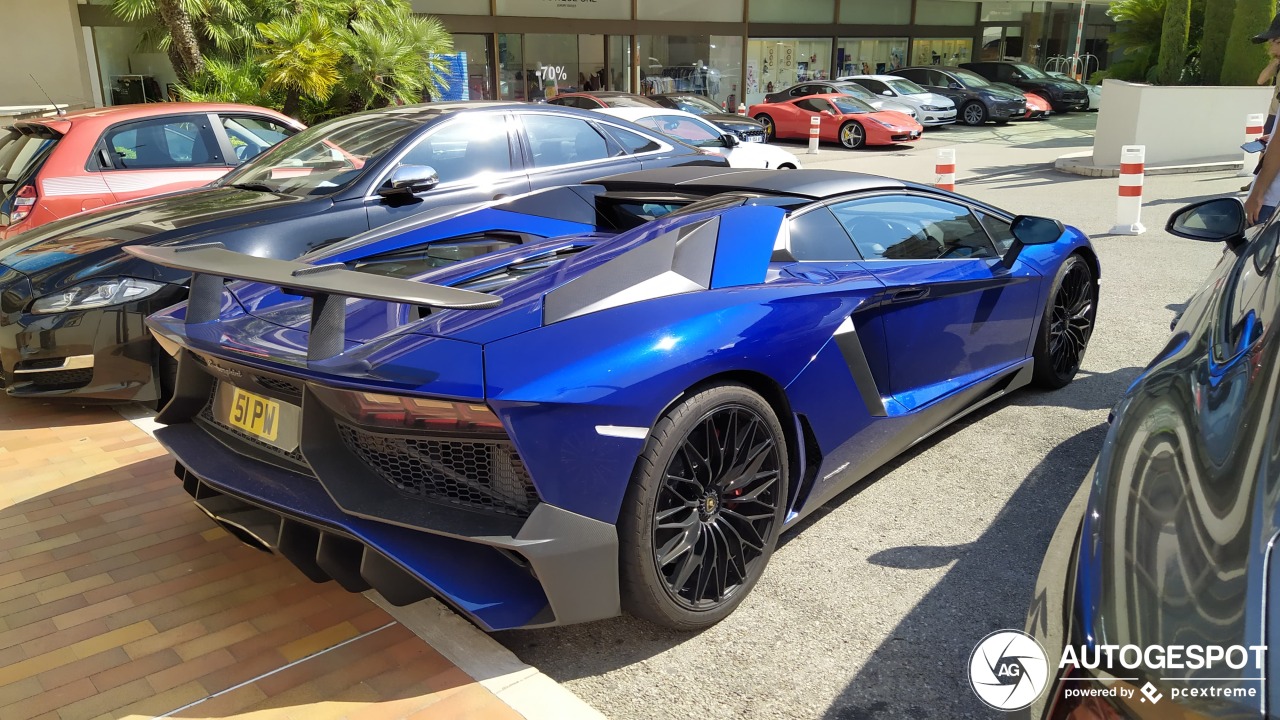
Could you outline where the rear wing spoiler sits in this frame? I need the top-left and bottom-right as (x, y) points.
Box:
(125, 243), (500, 361)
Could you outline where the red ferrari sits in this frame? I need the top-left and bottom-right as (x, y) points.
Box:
(748, 94), (922, 149)
(1022, 92), (1052, 120)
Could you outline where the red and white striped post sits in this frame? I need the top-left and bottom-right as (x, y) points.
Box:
(737, 102), (747, 115)
(1240, 112), (1266, 177)
(1110, 145), (1146, 235)
(808, 115), (820, 154)
(935, 148), (956, 192)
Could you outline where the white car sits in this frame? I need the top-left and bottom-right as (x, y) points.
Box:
(1047, 71), (1101, 110)
(597, 107), (802, 169)
(838, 75), (958, 126)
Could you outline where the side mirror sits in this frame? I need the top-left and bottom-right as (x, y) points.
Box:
(1166, 197), (1247, 246)
(1002, 214), (1065, 268)
(822, 109), (835, 116)
(721, 133), (740, 148)
(882, 90), (893, 97)
(378, 164), (440, 198)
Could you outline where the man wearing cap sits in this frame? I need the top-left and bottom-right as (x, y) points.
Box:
(1245, 14), (1280, 224)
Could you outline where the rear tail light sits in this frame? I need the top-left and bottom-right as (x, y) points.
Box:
(318, 387), (506, 434)
(9, 185), (36, 224)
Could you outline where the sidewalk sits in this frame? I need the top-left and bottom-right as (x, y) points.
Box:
(0, 394), (576, 720)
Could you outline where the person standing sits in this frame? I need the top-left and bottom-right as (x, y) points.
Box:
(1245, 14), (1280, 223)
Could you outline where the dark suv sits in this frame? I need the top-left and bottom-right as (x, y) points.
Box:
(889, 66), (1027, 126)
(959, 61), (1089, 112)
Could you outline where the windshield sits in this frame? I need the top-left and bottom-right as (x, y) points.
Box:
(220, 113), (419, 196)
(1013, 63), (1049, 79)
(885, 79), (927, 96)
(833, 83), (876, 100)
(0, 127), (58, 201)
(831, 97), (875, 114)
(600, 96), (662, 108)
(636, 115), (722, 147)
(667, 96), (723, 115)
(952, 70), (993, 88)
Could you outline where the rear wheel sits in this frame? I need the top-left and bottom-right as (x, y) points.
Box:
(753, 114), (776, 141)
(960, 101), (988, 126)
(619, 383), (788, 630)
(839, 121), (866, 149)
(1032, 254), (1098, 388)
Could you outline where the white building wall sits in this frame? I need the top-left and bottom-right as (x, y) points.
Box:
(0, 0), (95, 108)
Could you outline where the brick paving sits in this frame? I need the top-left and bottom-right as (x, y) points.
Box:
(0, 395), (524, 720)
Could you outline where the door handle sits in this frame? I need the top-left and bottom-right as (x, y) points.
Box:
(492, 194), (509, 201)
(888, 287), (929, 302)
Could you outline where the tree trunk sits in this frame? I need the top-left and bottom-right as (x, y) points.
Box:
(156, 0), (204, 81)
(1199, 0), (1235, 84)
(1156, 0), (1191, 84)
(282, 87), (301, 119)
(1222, 0), (1277, 86)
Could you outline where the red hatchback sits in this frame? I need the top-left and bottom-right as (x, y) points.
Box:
(0, 103), (302, 239)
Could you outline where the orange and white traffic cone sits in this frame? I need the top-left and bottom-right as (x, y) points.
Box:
(1110, 145), (1146, 235)
(935, 149), (956, 192)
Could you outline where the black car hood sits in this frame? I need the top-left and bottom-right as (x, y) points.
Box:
(0, 186), (315, 292)
(981, 85), (1028, 101)
(700, 113), (764, 128)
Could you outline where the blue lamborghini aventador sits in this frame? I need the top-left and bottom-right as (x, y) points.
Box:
(133, 167), (1099, 631)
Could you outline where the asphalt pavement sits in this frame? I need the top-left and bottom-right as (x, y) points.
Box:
(493, 112), (1244, 719)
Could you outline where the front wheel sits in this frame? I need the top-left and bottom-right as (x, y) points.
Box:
(619, 383), (789, 630)
(839, 121), (866, 149)
(960, 101), (988, 126)
(753, 114), (776, 141)
(1032, 254), (1098, 389)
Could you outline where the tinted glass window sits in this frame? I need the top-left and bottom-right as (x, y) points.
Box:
(0, 129), (57, 202)
(601, 124), (661, 154)
(977, 211), (1015, 253)
(104, 116), (220, 169)
(788, 85), (811, 97)
(521, 114), (610, 168)
(858, 79), (888, 94)
(886, 78), (927, 96)
(829, 195), (998, 261)
(599, 96), (661, 108)
(795, 98), (831, 113)
(789, 206), (858, 261)
(952, 69), (992, 88)
(351, 236), (518, 279)
(831, 97), (874, 114)
(399, 116), (511, 184)
(895, 68), (928, 84)
(220, 115), (296, 164)
(635, 115), (721, 147)
(667, 96), (722, 114)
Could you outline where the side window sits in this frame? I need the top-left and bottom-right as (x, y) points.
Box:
(399, 115), (512, 184)
(828, 195), (999, 261)
(102, 116), (221, 170)
(219, 115), (297, 165)
(601, 124), (661, 154)
(795, 98), (831, 113)
(930, 70), (952, 87)
(860, 79), (888, 95)
(788, 206), (859, 261)
(896, 69), (925, 84)
(520, 114), (610, 168)
(976, 211), (1016, 253)
(789, 85), (811, 97)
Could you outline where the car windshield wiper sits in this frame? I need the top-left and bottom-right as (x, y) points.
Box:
(227, 182), (277, 193)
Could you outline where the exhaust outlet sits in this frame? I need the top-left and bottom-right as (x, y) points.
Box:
(194, 496), (282, 553)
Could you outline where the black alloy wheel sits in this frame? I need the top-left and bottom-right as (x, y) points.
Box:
(619, 384), (788, 629)
(961, 101), (988, 126)
(1032, 254), (1097, 388)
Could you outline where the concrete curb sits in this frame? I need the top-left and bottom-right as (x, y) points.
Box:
(1054, 151), (1242, 177)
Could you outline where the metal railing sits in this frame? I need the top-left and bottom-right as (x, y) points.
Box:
(1043, 54), (1099, 80)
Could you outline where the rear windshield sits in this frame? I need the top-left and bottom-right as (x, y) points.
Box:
(0, 126), (59, 200)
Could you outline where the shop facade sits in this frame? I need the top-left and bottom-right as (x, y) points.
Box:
(58, 0), (1117, 113)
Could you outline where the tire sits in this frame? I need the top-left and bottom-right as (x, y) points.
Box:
(839, 121), (866, 149)
(994, 119), (1011, 126)
(1032, 253), (1098, 389)
(777, 163), (796, 169)
(619, 383), (789, 630)
(960, 101), (988, 126)
(753, 114), (776, 141)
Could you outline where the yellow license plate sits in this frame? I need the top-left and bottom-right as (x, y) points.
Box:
(226, 387), (282, 441)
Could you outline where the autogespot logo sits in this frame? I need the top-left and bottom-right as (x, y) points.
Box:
(969, 630), (1050, 711)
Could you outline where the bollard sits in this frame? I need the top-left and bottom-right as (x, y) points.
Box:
(1240, 113), (1266, 177)
(1110, 145), (1146, 235)
(808, 115), (821, 154)
(935, 148), (956, 192)
(737, 103), (747, 116)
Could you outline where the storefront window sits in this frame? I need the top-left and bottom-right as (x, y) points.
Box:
(835, 38), (908, 77)
(92, 26), (178, 105)
(638, 35), (743, 110)
(498, 34), (606, 101)
(911, 38), (974, 67)
(746, 39), (832, 105)
(915, 0), (980, 25)
(750, 0), (833, 23)
(432, 34), (493, 100)
(838, 0), (910, 24)
(609, 36), (632, 93)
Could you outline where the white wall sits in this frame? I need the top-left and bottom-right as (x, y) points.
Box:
(1093, 79), (1273, 166)
(0, 0), (94, 107)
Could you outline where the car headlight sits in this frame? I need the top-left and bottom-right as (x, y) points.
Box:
(31, 277), (166, 314)
(869, 117), (895, 129)
(921, 105), (950, 111)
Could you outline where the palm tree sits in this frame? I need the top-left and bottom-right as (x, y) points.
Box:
(337, 4), (452, 109)
(1107, 0), (1168, 81)
(111, 0), (258, 81)
(255, 10), (343, 117)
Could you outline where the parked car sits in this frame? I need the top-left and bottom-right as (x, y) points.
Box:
(889, 66), (1026, 125)
(136, 166), (1098, 631)
(989, 82), (1051, 119)
(0, 103), (302, 240)
(0, 102), (725, 403)
(1022, 197), (1271, 719)
(748, 94), (922, 149)
(1047, 71), (1102, 110)
(959, 61), (1089, 112)
(547, 90), (661, 110)
(762, 81), (919, 120)
(598, 108), (801, 168)
(647, 94), (769, 143)
(838, 75), (957, 127)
